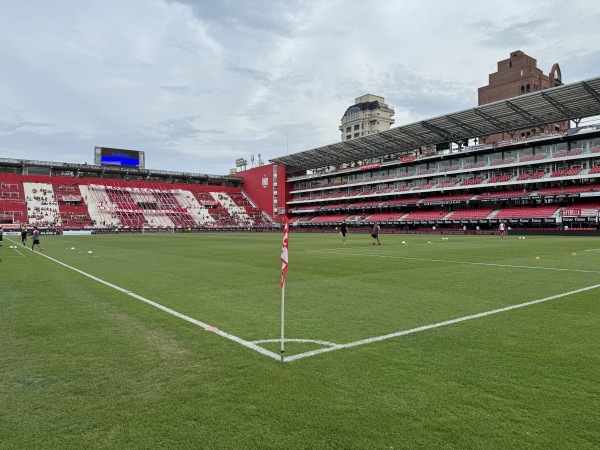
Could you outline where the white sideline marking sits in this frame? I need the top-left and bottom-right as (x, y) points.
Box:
(30, 250), (281, 361)
(307, 249), (600, 274)
(4, 239), (26, 257)
(285, 282), (600, 362)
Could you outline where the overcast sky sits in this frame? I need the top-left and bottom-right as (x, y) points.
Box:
(1, 0), (599, 175)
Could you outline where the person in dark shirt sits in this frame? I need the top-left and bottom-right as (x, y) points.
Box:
(371, 223), (381, 245)
(340, 221), (348, 244)
(21, 227), (28, 246)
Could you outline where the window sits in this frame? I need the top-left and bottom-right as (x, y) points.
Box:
(354, 133), (360, 138)
(346, 127), (351, 133)
(354, 124), (360, 131)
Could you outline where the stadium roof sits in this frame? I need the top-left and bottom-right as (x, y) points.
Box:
(271, 76), (600, 173)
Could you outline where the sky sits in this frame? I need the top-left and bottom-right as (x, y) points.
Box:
(1, 0), (600, 176)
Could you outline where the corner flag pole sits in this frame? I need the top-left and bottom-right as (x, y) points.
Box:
(280, 217), (289, 363)
(281, 283), (285, 363)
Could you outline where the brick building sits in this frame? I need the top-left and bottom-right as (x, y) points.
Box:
(478, 50), (567, 143)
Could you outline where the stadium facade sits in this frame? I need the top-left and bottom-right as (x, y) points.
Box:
(268, 74), (600, 233)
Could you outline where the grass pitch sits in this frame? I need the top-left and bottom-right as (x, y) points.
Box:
(1, 231), (599, 449)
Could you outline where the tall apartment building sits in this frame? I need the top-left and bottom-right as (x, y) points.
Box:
(478, 50), (567, 143)
(339, 94), (395, 141)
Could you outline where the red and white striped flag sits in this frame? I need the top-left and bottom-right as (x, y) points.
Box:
(280, 217), (289, 288)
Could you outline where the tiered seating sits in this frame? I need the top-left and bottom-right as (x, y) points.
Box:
(289, 216), (311, 224)
(589, 166), (600, 174)
(310, 214), (350, 223)
(396, 171), (415, 178)
(564, 202), (600, 210)
(393, 186), (412, 192)
(381, 198), (420, 206)
(294, 205), (319, 212)
(417, 169), (436, 175)
(476, 190), (527, 199)
(487, 174), (513, 183)
(421, 194), (472, 203)
(436, 180), (458, 189)
(439, 165), (459, 173)
(551, 167), (582, 177)
(493, 205), (559, 219)
(364, 212), (405, 222)
(401, 210), (447, 221)
(0, 181), (25, 201)
(52, 182), (84, 202)
(567, 148), (583, 156)
(207, 208), (237, 227)
(0, 174), (270, 229)
(553, 151), (568, 158)
(446, 208), (494, 219)
(537, 184), (600, 195)
(23, 182), (61, 226)
(350, 200), (382, 208)
(521, 153), (546, 162)
(463, 161), (486, 169)
(517, 171), (545, 181)
(413, 183), (435, 190)
(192, 190), (220, 207)
(592, 146), (600, 153)
(345, 214), (365, 221)
(58, 205), (93, 227)
(490, 158), (514, 166)
(321, 203), (348, 210)
(460, 177), (484, 186)
(0, 199), (28, 224)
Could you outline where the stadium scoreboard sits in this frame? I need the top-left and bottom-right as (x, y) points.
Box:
(94, 146), (145, 169)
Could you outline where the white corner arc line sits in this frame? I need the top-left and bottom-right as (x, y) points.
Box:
(253, 338), (338, 347)
(31, 250), (280, 361)
(284, 282), (600, 362)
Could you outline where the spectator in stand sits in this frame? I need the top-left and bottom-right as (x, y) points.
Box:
(31, 226), (43, 252)
(340, 221), (348, 244)
(371, 223), (381, 245)
(0, 226), (3, 246)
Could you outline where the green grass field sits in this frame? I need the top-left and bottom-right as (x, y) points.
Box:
(1, 231), (599, 449)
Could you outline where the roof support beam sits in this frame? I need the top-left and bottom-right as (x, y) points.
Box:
(444, 115), (486, 136)
(419, 120), (452, 140)
(504, 100), (543, 124)
(473, 109), (512, 130)
(541, 91), (576, 117)
(582, 81), (600, 105)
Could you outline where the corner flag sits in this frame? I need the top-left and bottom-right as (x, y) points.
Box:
(280, 217), (289, 288)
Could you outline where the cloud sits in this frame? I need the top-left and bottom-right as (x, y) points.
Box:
(0, 0), (599, 174)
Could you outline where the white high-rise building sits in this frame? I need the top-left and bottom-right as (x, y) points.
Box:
(339, 94), (395, 141)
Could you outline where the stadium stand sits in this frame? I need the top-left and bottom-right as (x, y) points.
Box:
(0, 174), (271, 229)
